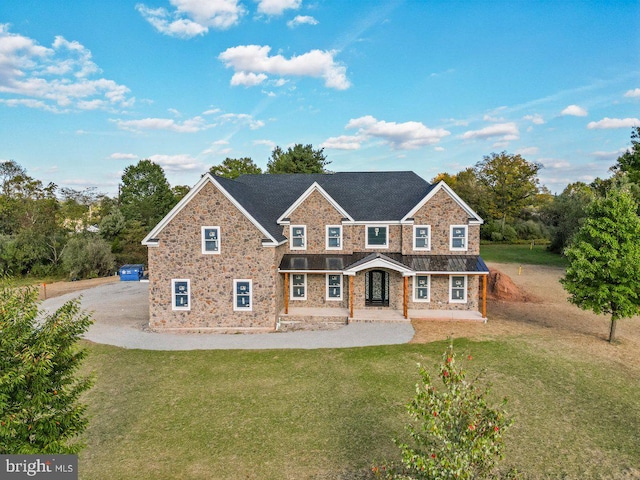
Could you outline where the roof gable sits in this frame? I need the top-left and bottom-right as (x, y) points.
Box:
(141, 174), (280, 246)
(402, 181), (483, 224)
(277, 182), (353, 224)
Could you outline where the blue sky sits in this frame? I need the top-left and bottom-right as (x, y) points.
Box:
(1, 0), (639, 196)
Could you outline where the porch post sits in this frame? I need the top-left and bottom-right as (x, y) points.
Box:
(482, 274), (487, 318)
(284, 272), (289, 314)
(403, 276), (408, 319)
(349, 276), (354, 318)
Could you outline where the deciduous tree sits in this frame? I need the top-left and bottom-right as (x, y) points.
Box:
(561, 188), (640, 343)
(119, 160), (176, 229)
(209, 157), (262, 179)
(474, 152), (542, 231)
(0, 284), (93, 453)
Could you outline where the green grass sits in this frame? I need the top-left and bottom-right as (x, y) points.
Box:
(78, 339), (640, 479)
(480, 243), (568, 267)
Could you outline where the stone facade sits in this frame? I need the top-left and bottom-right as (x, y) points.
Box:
(148, 182), (281, 331)
(147, 178), (486, 331)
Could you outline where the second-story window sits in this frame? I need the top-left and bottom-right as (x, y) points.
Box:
(414, 225), (431, 250)
(366, 225), (388, 248)
(326, 225), (342, 250)
(450, 225), (468, 251)
(201, 226), (220, 254)
(290, 225), (306, 250)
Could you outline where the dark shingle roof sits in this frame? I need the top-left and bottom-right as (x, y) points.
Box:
(213, 172), (433, 242)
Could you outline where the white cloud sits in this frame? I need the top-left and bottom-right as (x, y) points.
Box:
(114, 115), (212, 133)
(256, 0), (301, 15)
(230, 71), (268, 86)
(136, 0), (245, 38)
(320, 135), (364, 150)
(561, 104), (588, 117)
(624, 88), (640, 98)
(540, 158), (571, 169)
(587, 117), (640, 129)
(516, 146), (540, 156)
(110, 152), (139, 160)
(218, 44), (350, 90)
(591, 148), (627, 161)
(461, 122), (519, 142)
(523, 114), (544, 125)
(217, 112), (265, 129)
(149, 153), (204, 172)
(0, 25), (133, 111)
(343, 115), (450, 150)
(253, 139), (276, 149)
(287, 15), (319, 28)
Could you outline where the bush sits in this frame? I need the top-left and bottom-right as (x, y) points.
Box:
(375, 343), (513, 479)
(61, 234), (115, 279)
(0, 283), (93, 453)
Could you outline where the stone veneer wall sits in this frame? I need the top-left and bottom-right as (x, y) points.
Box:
(148, 181), (280, 331)
(402, 189), (480, 255)
(407, 275), (480, 311)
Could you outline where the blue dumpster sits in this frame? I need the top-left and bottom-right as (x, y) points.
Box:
(119, 264), (144, 281)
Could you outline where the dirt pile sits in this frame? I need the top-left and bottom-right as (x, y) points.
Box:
(486, 268), (538, 302)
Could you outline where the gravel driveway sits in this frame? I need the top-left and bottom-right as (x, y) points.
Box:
(39, 282), (415, 350)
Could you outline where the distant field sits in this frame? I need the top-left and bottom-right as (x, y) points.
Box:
(79, 337), (640, 479)
(480, 243), (568, 267)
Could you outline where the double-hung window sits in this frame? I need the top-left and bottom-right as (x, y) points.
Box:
(414, 225), (431, 251)
(326, 274), (342, 300)
(450, 275), (467, 303)
(234, 279), (252, 311)
(414, 275), (430, 302)
(366, 225), (388, 248)
(290, 225), (306, 250)
(326, 226), (342, 250)
(172, 279), (190, 311)
(450, 225), (468, 251)
(291, 274), (306, 300)
(202, 226), (220, 254)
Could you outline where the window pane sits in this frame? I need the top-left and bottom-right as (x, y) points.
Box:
(237, 295), (250, 308)
(293, 227), (304, 236)
(367, 227), (387, 245)
(236, 281), (250, 294)
(293, 275), (304, 285)
(175, 281), (188, 294)
(328, 275), (340, 286)
(204, 228), (218, 239)
(175, 294), (188, 307)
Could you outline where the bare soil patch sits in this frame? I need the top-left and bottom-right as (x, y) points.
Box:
(37, 275), (119, 300)
(411, 262), (640, 370)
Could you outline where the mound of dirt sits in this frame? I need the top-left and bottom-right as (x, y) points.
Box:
(486, 268), (538, 302)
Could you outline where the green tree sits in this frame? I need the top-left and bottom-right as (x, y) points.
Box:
(0, 284), (93, 453)
(209, 157), (262, 179)
(266, 144), (330, 174)
(119, 160), (176, 229)
(561, 188), (640, 343)
(98, 207), (126, 241)
(610, 127), (640, 184)
(475, 152), (542, 231)
(61, 234), (115, 279)
(376, 343), (512, 479)
(542, 182), (594, 253)
(171, 185), (190, 202)
(433, 168), (490, 220)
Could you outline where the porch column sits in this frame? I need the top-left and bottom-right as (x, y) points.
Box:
(482, 274), (487, 318)
(349, 276), (354, 318)
(284, 272), (289, 314)
(403, 276), (408, 319)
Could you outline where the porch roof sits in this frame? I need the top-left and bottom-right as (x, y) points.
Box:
(278, 253), (489, 275)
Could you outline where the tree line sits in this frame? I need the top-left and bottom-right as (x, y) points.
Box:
(1, 133), (638, 281)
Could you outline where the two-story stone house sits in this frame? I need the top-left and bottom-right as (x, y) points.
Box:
(142, 171), (489, 332)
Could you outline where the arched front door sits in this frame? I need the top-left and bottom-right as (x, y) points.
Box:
(365, 270), (389, 306)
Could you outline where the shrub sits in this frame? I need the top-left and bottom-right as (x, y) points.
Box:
(61, 234), (115, 279)
(375, 343), (512, 479)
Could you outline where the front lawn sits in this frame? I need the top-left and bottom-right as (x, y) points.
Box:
(79, 338), (640, 479)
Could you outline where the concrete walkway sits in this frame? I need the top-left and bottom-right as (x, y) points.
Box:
(39, 282), (415, 351)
